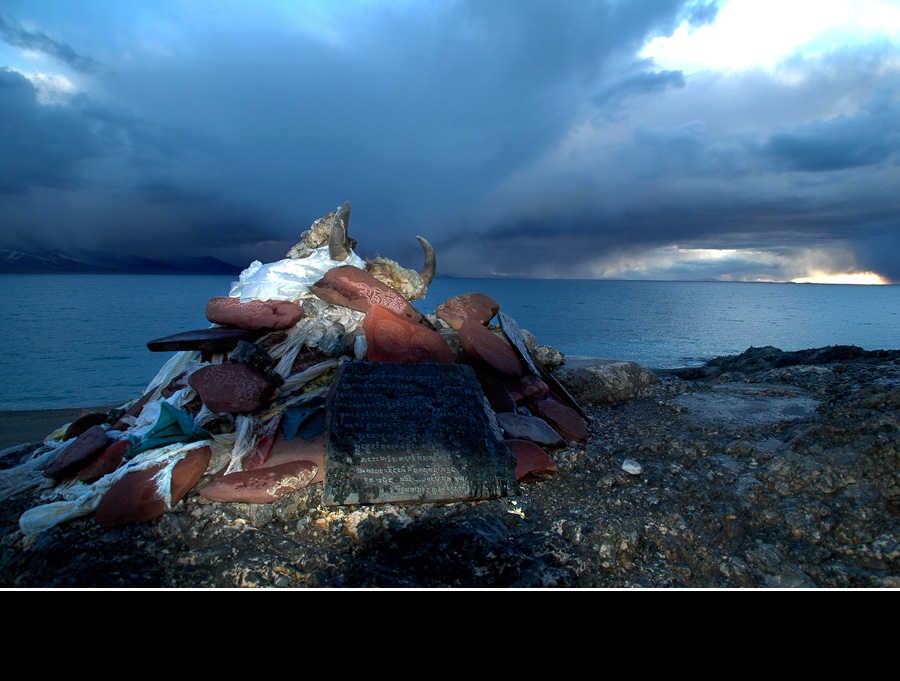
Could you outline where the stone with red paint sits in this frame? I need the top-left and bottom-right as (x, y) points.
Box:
(199, 460), (318, 503)
(458, 318), (525, 376)
(188, 363), (279, 413)
(504, 439), (558, 482)
(505, 375), (550, 405)
(311, 265), (423, 323)
(64, 412), (108, 440)
(205, 296), (304, 330)
(532, 396), (589, 442)
(95, 445), (211, 527)
(44, 424), (111, 480)
(262, 431), (325, 485)
(363, 304), (456, 364)
(77, 438), (131, 483)
(495, 412), (566, 448)
(435, 293), (500, 330)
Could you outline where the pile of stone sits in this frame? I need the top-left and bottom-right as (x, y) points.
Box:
(10, 203), (591, 535)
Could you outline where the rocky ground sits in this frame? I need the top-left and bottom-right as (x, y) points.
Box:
(2, 345), (898, 589)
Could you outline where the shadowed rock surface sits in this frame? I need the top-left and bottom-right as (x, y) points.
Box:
(2, 346), (899, 589)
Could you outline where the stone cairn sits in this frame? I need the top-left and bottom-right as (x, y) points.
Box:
(16, 203), (589, 532)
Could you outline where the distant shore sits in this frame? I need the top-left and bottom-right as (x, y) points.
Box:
(0, 407), (115, 452)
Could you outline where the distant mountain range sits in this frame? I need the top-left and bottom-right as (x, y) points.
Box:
(0, 248), (242, 275)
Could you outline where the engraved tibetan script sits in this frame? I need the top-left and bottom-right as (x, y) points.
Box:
(323, 362), (520, 506)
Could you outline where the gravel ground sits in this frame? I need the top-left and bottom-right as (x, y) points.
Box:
(2, 346), (898, 589)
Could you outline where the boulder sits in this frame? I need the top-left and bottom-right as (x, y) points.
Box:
(553, 359), (660, 405)
(435, 293), (500, 330)
(205, 296), (304, 330)
(363, 304), (456, 364)
(312, 265), (423, 324)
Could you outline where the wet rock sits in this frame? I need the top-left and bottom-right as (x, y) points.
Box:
(532, 396), (589, 442)
(458, 319), (525, 376)
(504, 439), (558, 482)
(44, 425), (111, 480)
(495, 412), (566, 448)
(188, 363), (279, 413)
(312, 265), (423, 324)
(95, 446), (211, 527)
(554, 360), (660, 405)
(435, 293), (500, 330)
(206, 296), (304, 330)
(363, 304), (456, 364)
(199, 461), (318, 503)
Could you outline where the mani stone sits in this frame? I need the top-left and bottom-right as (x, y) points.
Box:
(504, 439), (558, 482)
(77, 438), (131, 483)
(311, 265), (423, 324)
(199, 461), (318, 504)
(188, 363), (279, 413)
(495, 412), (566, 449)
(323, 362), (520, 506)
(532, 396), (589, 442)
(205, 296), (304, 330)
(435, 293), (500, 330)
(64, 412), (109, 440)
(458, 318), (525, 376)
(147, 327), (254, 353)
(95, 445), (211, 527)
(44, 424), (112, 480)
(505, 375), (550, 405)
(363, 304), (456, 364)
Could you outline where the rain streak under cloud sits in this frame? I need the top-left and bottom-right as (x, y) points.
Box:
(1, 0), (899, 283)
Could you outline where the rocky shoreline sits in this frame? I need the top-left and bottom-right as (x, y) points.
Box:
(2, 344), (898, 589)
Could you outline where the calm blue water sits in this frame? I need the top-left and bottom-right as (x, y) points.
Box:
(2, 274), (898, 411)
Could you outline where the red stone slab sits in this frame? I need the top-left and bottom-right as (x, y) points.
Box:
(44, 424), (111, 480)
(495, 412), (565, 448)
(147, 327), (254, 353)
(95, 446), (211, 527)
(435, 293), (500, 330)
(77, 438), (130, 483)
(205, 296), (304, 330)
(532, 396), (589, 442)
(188, 363), (279, 413)
(64, 412), (108, 440)
(505, 375), (550, 405)
(311, 265), (423, 323)
(458, 318), (525, 376)
(504, 439), (558, 482)
(263, 431), (325, 484)
(363, 304), (456, 364)
(199, 460), (318, 503)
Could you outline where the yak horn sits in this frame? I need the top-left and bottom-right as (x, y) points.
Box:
(328, 201), (352, 261)
(417, 235), (436, 285)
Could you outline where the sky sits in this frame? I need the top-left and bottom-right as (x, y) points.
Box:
(2, 0), (899, 283)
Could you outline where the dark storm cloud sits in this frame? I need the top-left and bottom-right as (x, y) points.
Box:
(762, 90), (900, 172)
(0, 13), (98, 73)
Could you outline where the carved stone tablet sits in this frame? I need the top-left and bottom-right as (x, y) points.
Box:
(323, 362), (520, 506)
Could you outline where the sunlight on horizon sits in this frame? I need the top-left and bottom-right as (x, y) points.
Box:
(791, 271), (889, 284)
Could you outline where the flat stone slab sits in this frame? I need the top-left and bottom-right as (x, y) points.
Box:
(147, 328), (254, 353)
(323, 362), (520, 506)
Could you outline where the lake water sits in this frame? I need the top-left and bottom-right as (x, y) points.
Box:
(2, 273), (898, 411)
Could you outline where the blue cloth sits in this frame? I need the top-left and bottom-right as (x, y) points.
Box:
(127, 401), (211, 457)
